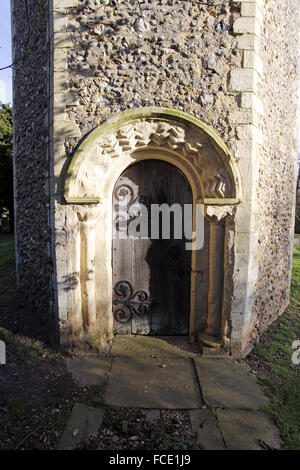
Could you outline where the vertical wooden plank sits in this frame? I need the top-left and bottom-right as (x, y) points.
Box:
(112, 174), (132, 335)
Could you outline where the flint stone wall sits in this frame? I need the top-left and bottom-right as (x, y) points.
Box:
(249, 0), (299, 343)
(11, 0), (54, 337)
(64, 0), (242, 140)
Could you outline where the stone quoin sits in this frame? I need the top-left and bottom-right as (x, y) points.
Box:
(11, 0), (300, 357)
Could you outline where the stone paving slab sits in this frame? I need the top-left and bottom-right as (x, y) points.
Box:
(216, 409), (281, 450)
(190, 409), (225, 450)
(58, 403), (104, 450)
(66, 356), (112, 387)
(194, 358), (269, 409)
(105, 357), (202, 409)
(111, 335), (202, 359)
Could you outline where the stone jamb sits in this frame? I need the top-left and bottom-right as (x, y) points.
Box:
(229, 0), (265, 354)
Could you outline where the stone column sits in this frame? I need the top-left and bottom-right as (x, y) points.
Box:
(69, 213), (82, 336)
(206, 221), (225, 337)
(221, 215), (235, 348)
(80, 216), (97, 332)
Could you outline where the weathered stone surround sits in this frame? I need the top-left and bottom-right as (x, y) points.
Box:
(12, 0), (299, 356)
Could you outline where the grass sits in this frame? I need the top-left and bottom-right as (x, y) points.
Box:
(291, 245), (300, 307)
(0, 233), (16, 298)
(0, 233), (15, 268)
(248, 246), (300, 450)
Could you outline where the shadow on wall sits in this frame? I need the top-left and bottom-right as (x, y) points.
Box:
(58, 271), (81, 292)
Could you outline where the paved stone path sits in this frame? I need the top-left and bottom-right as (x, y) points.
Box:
(58, 403), (104, 450)
(65, 335), (281, 450)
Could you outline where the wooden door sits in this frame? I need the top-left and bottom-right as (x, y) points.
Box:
(112, 160), (192, 335)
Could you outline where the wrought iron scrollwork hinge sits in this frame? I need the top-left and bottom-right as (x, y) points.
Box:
(113, 280), (152, 324)
(113, 184), (152, 234)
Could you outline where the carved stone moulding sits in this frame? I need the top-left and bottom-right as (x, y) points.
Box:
(64, 107), (242, 206)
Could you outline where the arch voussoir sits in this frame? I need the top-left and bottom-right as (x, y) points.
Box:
(64, 107), (242, 206)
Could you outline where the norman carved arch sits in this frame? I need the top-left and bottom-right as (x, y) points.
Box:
(62, 108), (241, 346)
(64, 107), (242, 205)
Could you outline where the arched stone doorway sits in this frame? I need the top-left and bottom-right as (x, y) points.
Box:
(112, 159), (193, 336)
(63, 107), (242, 348)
